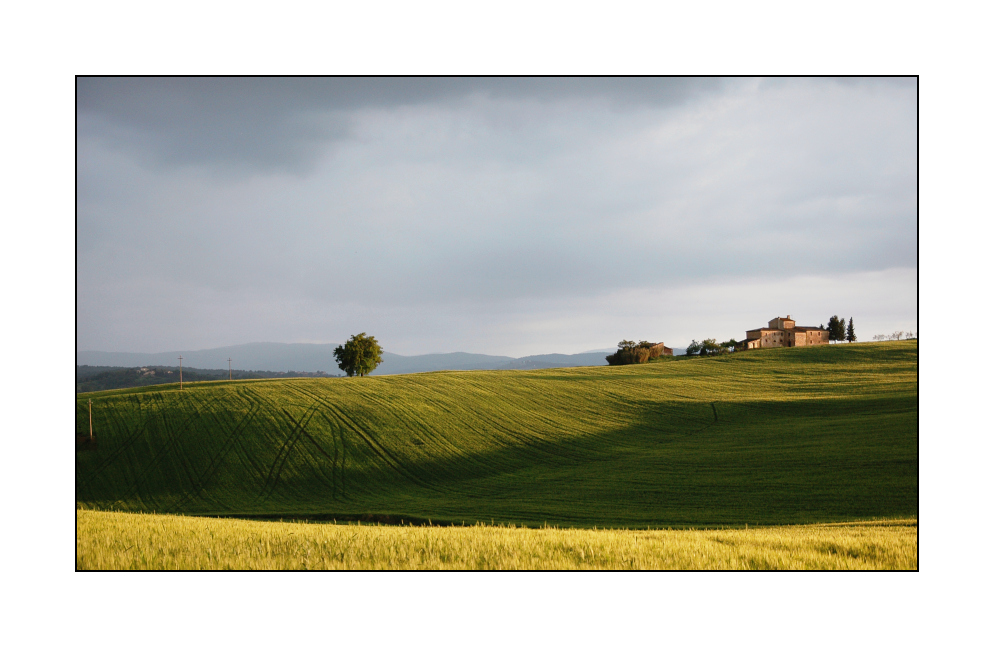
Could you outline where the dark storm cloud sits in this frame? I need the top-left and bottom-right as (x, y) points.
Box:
(76, 77), (917, 355)
(76, 77), (726, 173)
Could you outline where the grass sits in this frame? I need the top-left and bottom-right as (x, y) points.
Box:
(76, 341), (918, 529)
(76, 509), (917, 570)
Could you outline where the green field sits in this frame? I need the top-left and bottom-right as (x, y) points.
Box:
(76, 510), (917, 570)
(76, 341), (917, 529)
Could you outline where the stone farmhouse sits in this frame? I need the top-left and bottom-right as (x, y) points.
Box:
(740, 316), (829, 350)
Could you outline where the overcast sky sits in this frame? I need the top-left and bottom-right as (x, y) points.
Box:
(77, 77), (917, 356)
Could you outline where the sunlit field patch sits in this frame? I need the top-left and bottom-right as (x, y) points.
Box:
(76, 510), (917, 570)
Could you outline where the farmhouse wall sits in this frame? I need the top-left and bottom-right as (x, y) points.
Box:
(741, 317), (828, 350)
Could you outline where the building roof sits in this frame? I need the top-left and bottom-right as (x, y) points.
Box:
(747, 326), (824, 333)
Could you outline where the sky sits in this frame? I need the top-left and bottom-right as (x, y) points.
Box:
(76, 77), (917, 356)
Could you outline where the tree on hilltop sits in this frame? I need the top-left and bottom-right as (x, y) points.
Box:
(827, 316), (846, 343)
(606, 340), (665, 365)
(846, 317), (856, 343)
(334, 333), (384, 377)
(698, 338), (728, 356)
(684, 338), (731, 357)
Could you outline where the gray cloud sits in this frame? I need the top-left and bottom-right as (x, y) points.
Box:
(77, 77), (917, 355)
(77, 77), (728, 174)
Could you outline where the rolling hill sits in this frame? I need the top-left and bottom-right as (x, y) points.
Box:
(76, 343), (613, 375)
(75, 341), (918, 528)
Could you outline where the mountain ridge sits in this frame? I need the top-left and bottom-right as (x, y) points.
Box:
(76, 342), (614, 375)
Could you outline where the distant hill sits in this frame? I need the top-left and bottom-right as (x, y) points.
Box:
(378, 352), (514, 374)
(77, 343), (345, 373)
(75, 365), (337, 393)
(76, 342), (609, 375)
(494, 352), (612, 370)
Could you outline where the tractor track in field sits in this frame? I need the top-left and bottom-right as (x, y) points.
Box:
(290, 389), (354, 501)
(255, 406), (320, 503)
(318, 412), (347, 502)
(232, 384), (316, 495)
(283, 407), (340, 497)
(279, 380), (440, 496)
(77, 394), (159, 488)
(296, 377), (487, 496)
(230, 386), (281, 490)
(255, 406), (313, 502)
(369, 376), (618, 477)
(160, 401), (205, 499)
(327, 382), (484, 481)
(119, 393), (217, 504)
(169, 400), (262, 511)
(310, 394), (449, 495)
(80, 396), (147, 472)
(273, 384), (344, 498)
(163, 394), (231, 497)
(295, 420), (338, 476)
(119, 391), (227, 505)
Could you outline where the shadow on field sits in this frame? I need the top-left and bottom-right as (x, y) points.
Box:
(76, 387), (918, 528)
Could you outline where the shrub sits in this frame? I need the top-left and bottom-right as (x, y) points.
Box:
(606, 340), (658, 365)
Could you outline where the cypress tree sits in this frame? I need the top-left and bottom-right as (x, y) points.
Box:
(846, 317), (856, 343)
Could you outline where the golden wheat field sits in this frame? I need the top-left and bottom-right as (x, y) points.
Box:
(76, 510), (917, 570)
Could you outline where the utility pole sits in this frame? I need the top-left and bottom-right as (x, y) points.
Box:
(88, 399), (93, 440)
(178, 355), (183, 391)
(228, 357), (232, 381)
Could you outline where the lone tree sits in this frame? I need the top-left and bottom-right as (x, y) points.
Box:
(333, 333), (384, 377)
(846, 317), (856, 343)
